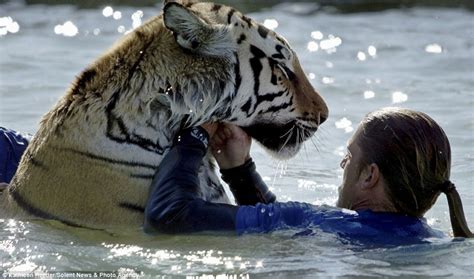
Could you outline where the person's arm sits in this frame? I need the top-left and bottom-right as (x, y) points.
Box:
(220, 159), (276, 205)
(0, 127), (30, 184)
(144, 126), (238, 234)
(143, 124), (302, 235)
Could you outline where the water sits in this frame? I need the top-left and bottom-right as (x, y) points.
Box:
(1, 2), (474, 277)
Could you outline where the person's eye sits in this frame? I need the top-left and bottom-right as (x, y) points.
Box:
(339, 159), (346, 169)
(340, 152), (351, 169)
(340, 156), (346, 169)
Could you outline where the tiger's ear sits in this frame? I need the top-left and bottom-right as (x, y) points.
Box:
(163, 2), (235, 58)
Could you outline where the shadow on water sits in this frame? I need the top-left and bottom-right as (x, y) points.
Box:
(1, 0), (473, 12)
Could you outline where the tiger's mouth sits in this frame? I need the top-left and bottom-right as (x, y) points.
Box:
(241, 121), (317, 159)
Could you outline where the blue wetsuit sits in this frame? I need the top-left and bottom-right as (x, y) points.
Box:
(0, 127), (30, 184)
(144, 127), (445, 246)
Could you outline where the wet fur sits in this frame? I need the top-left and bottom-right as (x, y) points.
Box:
(1, 0), (328, 229)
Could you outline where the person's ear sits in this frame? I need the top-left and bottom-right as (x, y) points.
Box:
(360, 163), (380, 190)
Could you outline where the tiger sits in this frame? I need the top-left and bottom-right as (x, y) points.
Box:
(1, 0), (328, 229)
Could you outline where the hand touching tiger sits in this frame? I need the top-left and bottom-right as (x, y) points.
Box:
(209, 123), (252, 170)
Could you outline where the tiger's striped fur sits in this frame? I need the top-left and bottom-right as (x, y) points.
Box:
(1, 0), (328, 229)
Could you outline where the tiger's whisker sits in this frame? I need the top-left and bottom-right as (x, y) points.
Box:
(278, 126), (295, 153)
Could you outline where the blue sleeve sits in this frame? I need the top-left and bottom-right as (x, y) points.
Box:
(235, 202), (320, 234)
(144, 127), (238, 234)
(220, 159), (276, 205)
(0, 127), (30, 183)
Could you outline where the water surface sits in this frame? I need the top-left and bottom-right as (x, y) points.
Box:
(1, 2), (473, 277)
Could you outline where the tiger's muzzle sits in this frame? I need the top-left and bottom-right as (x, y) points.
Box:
(241, 120), (318, 158)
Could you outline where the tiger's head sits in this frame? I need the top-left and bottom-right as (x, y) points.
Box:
(161, 0), (328, 159)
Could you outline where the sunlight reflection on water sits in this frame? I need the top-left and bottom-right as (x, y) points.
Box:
(102, 6), (114, 18)
(368, 45), (377, 57)
(0, 3), (473, 277)
(54, 21), (78, 37)
(364, 90), (375, 99)
(263, 18), (278, 30)
(307, 40), (319, 52)
(335, 117), (354, 133)
(0, 16), (20, 36)
(319, 35), (342, 52)
(425, 43), (443, 54)
(392, 91), (408, 104)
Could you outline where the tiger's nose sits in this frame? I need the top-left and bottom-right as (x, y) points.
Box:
(318, 111), (328, 125)
(318, 98), (329, 125)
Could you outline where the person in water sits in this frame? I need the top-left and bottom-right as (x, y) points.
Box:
(143, 107), (473, 245)
(1, 108), (472, 245)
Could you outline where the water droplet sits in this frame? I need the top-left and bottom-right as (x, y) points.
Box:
(117, 25), (125, 33)
(325, 61), (334, 68)
(260, 208), (266, 213)
(93, 28), (100, 36)
(308, 73), (316, 80)
(268, 212), (274, 216)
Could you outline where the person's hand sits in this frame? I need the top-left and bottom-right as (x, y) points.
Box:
(210, 123), (252, 170)
(200, 123), (219, 139)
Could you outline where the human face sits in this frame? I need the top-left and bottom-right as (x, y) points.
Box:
(336, 128), (366, 209)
